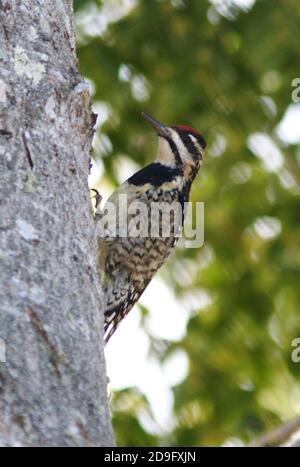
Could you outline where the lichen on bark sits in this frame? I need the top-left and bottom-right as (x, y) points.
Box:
(0, 0), (113, 447)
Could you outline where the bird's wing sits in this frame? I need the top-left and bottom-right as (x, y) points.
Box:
(98, 180), (181, 343)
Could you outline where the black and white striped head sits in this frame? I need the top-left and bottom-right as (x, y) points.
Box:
(142, 112), (206, 175)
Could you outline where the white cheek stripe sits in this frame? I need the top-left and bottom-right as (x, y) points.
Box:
(170, 129), (190, 164)
(157, 130), (203, 167)
(189, 134), (202, 153)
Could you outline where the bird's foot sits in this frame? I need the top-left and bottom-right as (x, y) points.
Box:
(90, 188), (103, 222)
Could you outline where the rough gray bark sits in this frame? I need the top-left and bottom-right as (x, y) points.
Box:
(0, 0), (114, 446)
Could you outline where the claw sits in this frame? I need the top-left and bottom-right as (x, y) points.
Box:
(90, 188), (103, 222)
(90, 188), (102, 209)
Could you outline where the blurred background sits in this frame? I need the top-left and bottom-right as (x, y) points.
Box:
(74, 0), (300, 446)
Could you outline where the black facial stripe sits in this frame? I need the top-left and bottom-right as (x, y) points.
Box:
(177, 130), (206, 153)
(196, 134), (206, 149)
(177, 131), (199, 159)
(163, 136), (183, 166)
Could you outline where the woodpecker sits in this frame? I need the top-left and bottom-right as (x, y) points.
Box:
(98, 113), (206, 343)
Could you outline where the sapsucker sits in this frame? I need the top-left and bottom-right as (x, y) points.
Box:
(97, 113), (206, 343)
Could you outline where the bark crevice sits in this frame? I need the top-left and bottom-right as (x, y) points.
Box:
(0, 0), (113, 447)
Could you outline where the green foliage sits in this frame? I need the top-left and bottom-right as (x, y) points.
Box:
(76, 0), (300, 446)
(111, 388), (159, 446)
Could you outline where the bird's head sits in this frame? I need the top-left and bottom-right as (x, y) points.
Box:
(142, 112), (206, 177)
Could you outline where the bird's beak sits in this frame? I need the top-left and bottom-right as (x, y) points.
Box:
(142, 112), (169, 138)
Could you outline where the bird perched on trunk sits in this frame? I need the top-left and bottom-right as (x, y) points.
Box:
(97, 112), (206, 343)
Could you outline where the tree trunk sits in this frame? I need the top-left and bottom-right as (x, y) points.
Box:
(0, 0), (114, 447)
